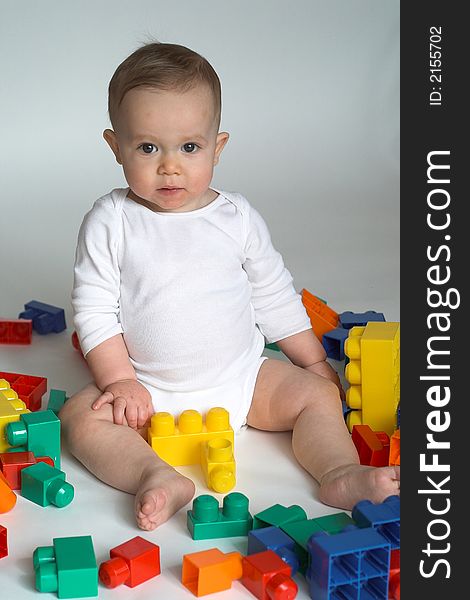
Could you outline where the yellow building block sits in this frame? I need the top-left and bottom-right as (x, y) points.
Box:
(344, 322), (400, 436)
(148, 407), (234, 467)
(0, 389), (30, 452)
(200, 438), (236, 493)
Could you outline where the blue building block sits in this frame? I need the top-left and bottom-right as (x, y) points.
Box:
(352, 495), (400, 550)
(19, 301), (66, 334)
(247, 526), (299, 575)
(307, 526), (391, 600)
(339, 311), (385, 330)
(322, 327), (350, 360)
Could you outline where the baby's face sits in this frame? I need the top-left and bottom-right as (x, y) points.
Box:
(105, 85), (228, 212)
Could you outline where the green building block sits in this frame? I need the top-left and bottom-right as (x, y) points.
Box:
(33, 535), (98, 598)
(187, 492), (253, 540)
(6, 409), (61, 468)
(21, 462), (74, 508)
(264, 342), (281, 352)
(252, 503), (307, 529)
(281, 511), (354, 574)
(47, 389), (68, 415)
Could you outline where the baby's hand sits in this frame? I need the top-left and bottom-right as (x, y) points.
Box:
(92, 379), (153, 429)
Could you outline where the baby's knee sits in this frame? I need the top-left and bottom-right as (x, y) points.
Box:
(59, 384), (104, 439)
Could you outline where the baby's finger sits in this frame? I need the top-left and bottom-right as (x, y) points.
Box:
(113, 397), (127, 425)
(137, 405), (150, 429)
(126, 404), (138, 430)
(92, 391), (114, 410)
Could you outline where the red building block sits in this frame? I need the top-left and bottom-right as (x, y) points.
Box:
(0, 452), (54, 490)
(389, 548), (400, 599)
(99, 536), (160, 588)
(352, 424), (390, 467)
(0, 371), (47, 412)
(71, 331), (84, 357)
(241, 550), (298, 600)
(0, 319), (32, 345)
(0, 524), (7, 559)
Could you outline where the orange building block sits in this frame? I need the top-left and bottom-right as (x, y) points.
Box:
(389, 429), (400, 466)
(301, 289), (339, 341)
(0, 471), (17, 513)
(182, 548), (243, 596)
(352, 425), (390, 467)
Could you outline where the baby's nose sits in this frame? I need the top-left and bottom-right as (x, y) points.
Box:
(157, 152), (180, 175)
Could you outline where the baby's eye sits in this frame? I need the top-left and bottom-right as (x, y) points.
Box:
(139, 143), (158, 154)
(181, 143), (199, 153)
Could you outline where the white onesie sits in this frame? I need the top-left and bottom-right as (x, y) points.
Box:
(72, 188), (311, 429)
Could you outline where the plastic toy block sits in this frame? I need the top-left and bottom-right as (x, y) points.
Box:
(21, 462), (74, 507)
(281, 512), (354, 575)
(389, 429), (400, 466)
(6, 409), (61, 468)
(99, 536), (160, 588)
(301, 288), (339, 341)
(352, 424), (390, 467)
(307, 527), (391, 600)
(248, 526), (299, 575)
(321, 327), (349, 361)
(187, 492), (253, 540)
(0, 318), (32, 344)
(241, 550), (298, 600)
(0, 471), (17, 513)
(0, 392), (30, 452)
(33, 535), (98, 598)
(344, 322), (400, 435)
(47, 390), (68, 415)
(0, 524), (7, 558)
(182, 548), (243, 596)
(148, 407), (234, 467)
(71, 330), (84, 356)
(352, 495), (400, 550)
(265, 341), (281, 351)
(253, 503), (307, 529)
(1, 451), (54, 489)
(389, 549), (400, 599)
(19, 300), (66, 334)
(200, 437), (236, 493)
(339, 310), (386, 329)
(0, 370), (47, 411)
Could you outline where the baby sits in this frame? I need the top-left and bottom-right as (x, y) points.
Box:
(61, 42), (399, 531)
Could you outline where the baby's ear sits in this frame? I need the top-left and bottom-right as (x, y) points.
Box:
(103, 129), (122, 165)
(213, 132), (229, 165)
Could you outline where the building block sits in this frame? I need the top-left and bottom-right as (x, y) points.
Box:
(248, 526), (299, 575)
(321, 327), (349, 361)
(19, 300), (66, 334)
(0, 391), (30, 452)
(47, 390), (68, 415)
(389, 549), (400, 599)
(241, 549), (298, 600)
(200, 437), (236, 493)
(351, 424), (390, 467)
(389, 429), (400, 466)
(33, 535), (98, 598)
(0, 318), (32, 344)
(71, 331), (84, 356)
(0, 450), (55, 489)
(187, 492), (253, 540)
(281, 512), (354, 575)
(0, 524), (7, 558)
(301, 288), (339, 341)
(344, 322), (400, 435)
(99, 536), (160, 588)
(0, 370), (47, 411)
(21, 462), (74, 508)
(0, 471), (17, 513)
(352, 495), (400, 550)
(265, 341), (281, 351)
(339, 310), (386, 329)
(6, 409), (61, 468)
(253, 503), (307, 529)
(307, 527), (391, 600)
(182, 548), (243, 596)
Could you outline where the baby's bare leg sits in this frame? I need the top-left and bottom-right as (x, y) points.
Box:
(59, 384), (194, 530)
(247, 359), (399, 510)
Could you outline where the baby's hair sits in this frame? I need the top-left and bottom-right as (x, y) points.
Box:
(107, 42), (222, 129)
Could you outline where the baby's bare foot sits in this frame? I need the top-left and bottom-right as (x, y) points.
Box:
(319, 463), (400, 511)
(135, 465), (195, 531)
